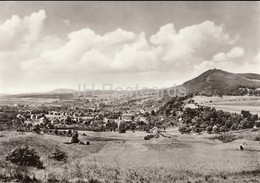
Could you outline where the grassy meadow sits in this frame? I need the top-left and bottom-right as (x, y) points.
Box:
(1, 128), (260, 182)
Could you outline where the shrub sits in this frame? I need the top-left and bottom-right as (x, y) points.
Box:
(6, 145), (43, 168)
(144, 135), (154, 140)
(54, 129), (58, 135)
(255, 121), (260, 128)
(71, 133), (79, 143)
(254, 136), (260, 141)
(206, 126), (213, 134)
(209, 133), (237, 143)
(46, 173), (59, 183)
(178, 124), (191, 134)
(32, 125), (41, 134)
(5, 166), (39, 183)
(119, 122), (126, 133)
(239, 119), (254, 129)
(67, 129), (72, 136)
(241, 110), (251, 118)
(230, 124), (238, 131)
(213, 126), (220, 133)
(193, 127), (202, 134)
(49, 146), (67, 161)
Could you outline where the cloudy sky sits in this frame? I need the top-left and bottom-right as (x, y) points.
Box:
(0, 1), (259, 94)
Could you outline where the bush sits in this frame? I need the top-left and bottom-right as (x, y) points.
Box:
(6, 145), (43, 168)
(238, 119), (254, 129)
(144, 135), (154, 140)
(178, 125), (191, 134)
(230, 124), (238, 131)
(241, 110), (251, 118)
(206, 126), (213, 134)
(49, 147), (67, 161)
(46, 173), (59, 183)
(193, 127), (202, 134)
(54, 129), (58, 135)
(209, 133), (237, 143)
(32, 125), (41, 134)
(4, 166), (39, 183)
(253, 136), (260, 141)
(119, 122), (126, 133)
(255, 121), (260, 128)
(71, 133), (79, 143)
(213, 126), (220, 133)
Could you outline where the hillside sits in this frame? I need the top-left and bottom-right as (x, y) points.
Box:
(49, 88), (77, 94)
(183, 69), (260, 96)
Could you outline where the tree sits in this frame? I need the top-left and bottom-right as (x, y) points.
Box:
(131, 116), (135, 121)
(151, 110), (156, 116)
(206, 126), (213, 134)
(65, 116), (72, 125)
(178, 124), (191, 134)
(250, 114), (258, 122)
(71, 133), (79, 143)
(193, 127), (202, 134)
(119, 121), (126, 133)
(230, 124), (238, 131)
(32, 124), (41, 134)
(255, 120), (260, 127)
(241, 110), (251, 118)
(224, 119), (233, 130)
(213, 125), (220, 133)
(238, 118), (254, 129)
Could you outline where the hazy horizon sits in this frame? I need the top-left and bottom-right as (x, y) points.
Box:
(2, 68), (260, 95)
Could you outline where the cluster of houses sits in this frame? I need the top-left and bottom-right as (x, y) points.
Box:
(8, 95), (167, 131)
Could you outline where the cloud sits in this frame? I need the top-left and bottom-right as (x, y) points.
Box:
(195, 48), (258, 77)
(194, 60), (258, 77)
(212, 47), (245, 62)
(25, 20), (236, 82)
(0, 10), (257, 93)
(254, 51), (260, 72)
(0, 10), (46, 51)
(254, 51), (260, 62)
(226, 47), (245, 59)
(212, 52), (227, 62)
(62, 19), (70, 27)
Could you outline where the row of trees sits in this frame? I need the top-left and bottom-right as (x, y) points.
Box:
(179, 107), (259, 134)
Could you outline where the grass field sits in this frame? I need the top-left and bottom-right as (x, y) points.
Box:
(192, 95), (260, 115)
(1, 128), (260, 182)
(0, 96), (57, 107)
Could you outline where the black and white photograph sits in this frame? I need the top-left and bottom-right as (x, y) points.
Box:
(0, 1), (260, 182)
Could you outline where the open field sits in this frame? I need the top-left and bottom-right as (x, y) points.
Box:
(0, 96), (58, 107)
(192, 95), (260, 115)
(1, 128), (260, 182)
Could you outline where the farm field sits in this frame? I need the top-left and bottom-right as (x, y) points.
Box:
(0, 96), (58, 107)
(1, 128), (260, 182)
(192, 96), (260, 115)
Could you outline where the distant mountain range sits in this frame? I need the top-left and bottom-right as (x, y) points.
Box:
(2, 69), (260, 98)
(183, 69), (260, 95)
(2, 88), (123, 99)
(49, 89), (77, 94)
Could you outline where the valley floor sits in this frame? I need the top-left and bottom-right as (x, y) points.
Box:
(0, 128), (260, 182)
(193, 95), (260, 115)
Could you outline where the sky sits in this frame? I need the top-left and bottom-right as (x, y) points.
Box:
(0, 1), (260, 94)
